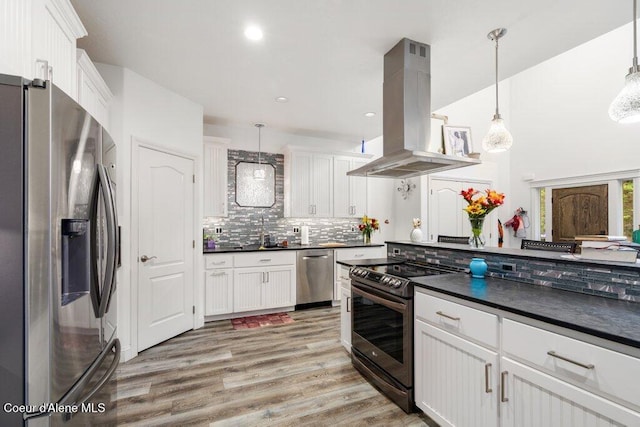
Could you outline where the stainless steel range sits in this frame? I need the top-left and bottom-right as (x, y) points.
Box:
(349, 262), (463, 413)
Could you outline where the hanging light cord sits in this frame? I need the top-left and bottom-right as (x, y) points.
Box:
(258, 125), (262, 165)
(494, 35), (500, 118)
(633, 0), (638, 72)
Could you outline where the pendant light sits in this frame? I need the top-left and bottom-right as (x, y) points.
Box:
(482, 28), (513, 153)
(609, 0), (640, 123)
(253, 123), (266, 181)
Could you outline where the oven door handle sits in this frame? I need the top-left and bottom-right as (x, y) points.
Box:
(353, 286), (406, 312)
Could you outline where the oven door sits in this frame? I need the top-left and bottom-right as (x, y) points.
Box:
(351, 281), (413, 387)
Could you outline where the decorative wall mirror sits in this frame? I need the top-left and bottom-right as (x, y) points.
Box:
(235, 161), (276, 207)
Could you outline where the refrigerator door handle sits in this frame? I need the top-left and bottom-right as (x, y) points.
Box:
(89, 165), (118, 318)
(103, 168), (119, 314)
(23, 338), (120, 421)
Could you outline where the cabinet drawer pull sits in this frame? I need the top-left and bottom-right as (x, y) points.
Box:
(353, 254), (364, 258)
(346, 296), (351, 312)
(485, 363), (493, 393)
(211, 261), (226, 265)
(436, 311), (460, 321)
(209, 272), (226, 277)
(547, 351), (594, 370)
(501, 371), (509, 402)
(259, 259), (271, 262)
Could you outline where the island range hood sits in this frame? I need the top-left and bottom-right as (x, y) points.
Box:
(348, 38), (480, 178)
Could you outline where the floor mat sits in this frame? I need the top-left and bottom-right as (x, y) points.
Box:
(230, 312), (295, 330)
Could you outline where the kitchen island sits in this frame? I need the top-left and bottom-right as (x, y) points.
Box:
(404, 241), (640, 426)
(204, 241), (383, 254)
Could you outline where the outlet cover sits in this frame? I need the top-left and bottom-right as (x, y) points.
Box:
(214, 227), (223, 234)
(293, 227), (300, 233)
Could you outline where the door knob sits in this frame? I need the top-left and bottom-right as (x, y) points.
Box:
(140, 255), (157, 263)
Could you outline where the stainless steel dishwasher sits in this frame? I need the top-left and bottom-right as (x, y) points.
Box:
(296, 249), (334, 305)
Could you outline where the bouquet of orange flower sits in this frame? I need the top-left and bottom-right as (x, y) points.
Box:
(460, 188), (505, 248)
(358, 215), (379, 244)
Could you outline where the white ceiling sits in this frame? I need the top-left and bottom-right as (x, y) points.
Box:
(71, 0), (632, 143)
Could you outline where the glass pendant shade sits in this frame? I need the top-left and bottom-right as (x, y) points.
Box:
(254, 123), (265, 180)
(609, 71), (640, 123)
(482, 116), (513, 152)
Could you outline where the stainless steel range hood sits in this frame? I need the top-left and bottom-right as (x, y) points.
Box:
(348, 38), (480, 178)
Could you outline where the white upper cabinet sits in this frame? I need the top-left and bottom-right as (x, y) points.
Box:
(76, 49), (112, 129)
(286, 148), (370, 218)
(287, 151), (333, 217)
(1, 0), (88, 100)
(334, 156), (368, 217)
(32, 0), (87, 98)
(203, 137), (229, 217)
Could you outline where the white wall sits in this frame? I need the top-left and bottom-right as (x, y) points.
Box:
(97, 63), (204, 361)
(427, 22), (640, 245)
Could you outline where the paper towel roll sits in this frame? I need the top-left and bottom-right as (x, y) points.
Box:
(301, 226), (309, 245)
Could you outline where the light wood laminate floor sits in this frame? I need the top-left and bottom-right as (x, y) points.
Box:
(112, 307), (437, 426)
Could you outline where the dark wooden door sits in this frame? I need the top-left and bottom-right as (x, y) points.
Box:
(552, 184), (608, 241)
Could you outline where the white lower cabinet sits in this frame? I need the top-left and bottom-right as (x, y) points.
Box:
(501, 357), (640, 427)
(204, 252), (295, 319)
(415, 316), (498, 427)
(233, 266), (295, 312)
(204, 268), (233, 316)
(340, 285), (351, 351)
(414, 289), (640, 427)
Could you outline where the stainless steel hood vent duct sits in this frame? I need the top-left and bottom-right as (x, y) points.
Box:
(348, 38), (480, 178)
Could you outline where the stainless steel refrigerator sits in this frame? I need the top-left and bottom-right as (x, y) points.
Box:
(0, 74), (120, 426)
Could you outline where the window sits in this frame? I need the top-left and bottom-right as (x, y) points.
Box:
(623, 179), (634, 240)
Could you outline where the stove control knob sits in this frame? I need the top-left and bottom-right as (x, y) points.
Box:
(392, 279), (403, 288)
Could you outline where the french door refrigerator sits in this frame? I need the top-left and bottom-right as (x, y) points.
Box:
(0, 74), (120, 426)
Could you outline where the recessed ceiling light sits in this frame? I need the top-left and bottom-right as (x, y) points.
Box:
(244, 25), (263, 41)
(364, 112), (376, 117)
(275, 96), (289, 103)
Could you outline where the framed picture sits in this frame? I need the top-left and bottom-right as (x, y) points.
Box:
(443, 125), (473, 157)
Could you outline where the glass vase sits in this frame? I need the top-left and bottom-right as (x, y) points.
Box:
(363, 231), (371, 245)
(469, 217), (486, 249)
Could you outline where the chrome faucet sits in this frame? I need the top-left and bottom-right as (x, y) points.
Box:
(259, 215), (265, 249)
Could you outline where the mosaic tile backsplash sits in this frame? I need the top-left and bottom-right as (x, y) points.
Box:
(204, 149), (364, 246)
(387, 242), (640, 303)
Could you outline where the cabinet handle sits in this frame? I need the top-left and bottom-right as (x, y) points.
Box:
(209, 271), (226, 277)
(436, 311), (460, 321)
(346, 296), (351, 312)
(259, 259), (271, 262)
(309, 205), (313, 214)
(211, 261), (226, 265)
(547, 351), (595, 370)
(501, 371), (509, 402)
(354, 254), (364, 258)
(261, 272), (266, 283)
(340, 276), (350, 280)
(484, 363), (493, 393)
(265, 272), (269, 283)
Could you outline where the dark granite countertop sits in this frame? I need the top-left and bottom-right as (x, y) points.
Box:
(413, 273), (640, 350)
(387, 240), (640, 271)
(204, 242), (384, 254)
(337, 257), (406, 268)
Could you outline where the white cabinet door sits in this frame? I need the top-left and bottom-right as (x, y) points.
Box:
(76, 49), (112, 129)
(340, 285), (351, 352)
(312, 154), (333, 217)
(350, 159), (368, 217)
(334, 157), (368, 217)
(333, 157), (352, 217)
(415, 320), (499, 427)
(31, 0), (87, 98)
(233, 268), (263, 312)
(203, 139), (228, 217)
(289, 151), (313, 217)
(0, 0), (32, 77)
(501, 357), (640, 427)
(234, 266), (295, 312)
(262, 266), (295, 309)
(204, 268), (233, 316)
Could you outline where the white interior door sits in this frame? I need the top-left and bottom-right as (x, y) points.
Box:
(137, 146), (194, 351)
